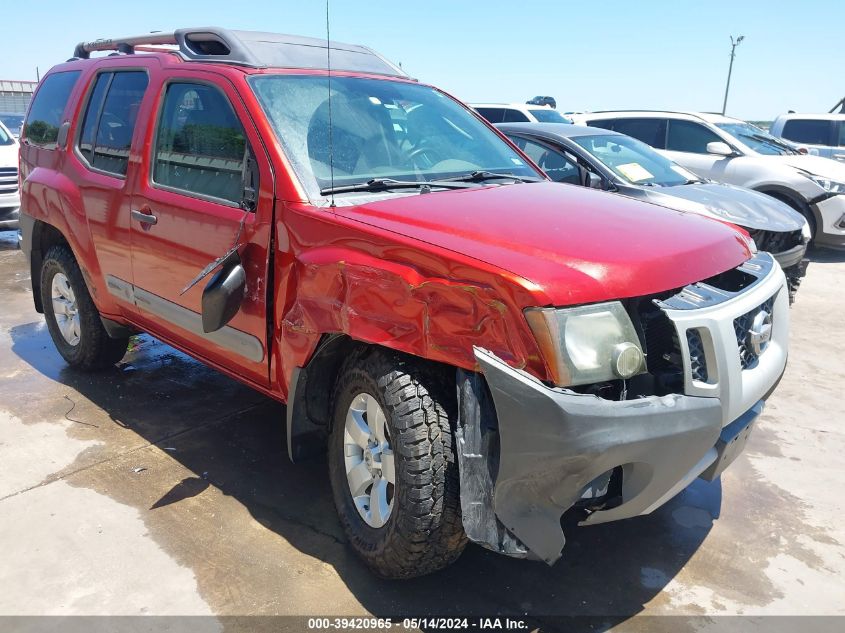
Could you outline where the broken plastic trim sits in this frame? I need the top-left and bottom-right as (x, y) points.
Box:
(455, 369), (529, 558)
(473, 346), (723, 565)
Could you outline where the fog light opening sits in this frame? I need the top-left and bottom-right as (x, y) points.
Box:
(575, 466), (624, 513)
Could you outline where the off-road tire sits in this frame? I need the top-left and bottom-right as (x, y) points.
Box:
(40, 245), (128, 370)
(328, 348), (467, 578)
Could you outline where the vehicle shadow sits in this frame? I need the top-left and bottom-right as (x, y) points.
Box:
(9, 325), (721, 629)
(807, 245), (845, 264)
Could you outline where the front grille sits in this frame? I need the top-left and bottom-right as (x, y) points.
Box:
(747, 228), (802, 254)
(686, 329), (708, 382)
(0, 167), (18, 195)
(734, 296), (775, 369)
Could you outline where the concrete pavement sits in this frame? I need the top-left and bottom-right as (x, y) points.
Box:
(1, 229), (843, 630)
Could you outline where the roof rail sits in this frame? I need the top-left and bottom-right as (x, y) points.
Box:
(72, 27), (408, 77)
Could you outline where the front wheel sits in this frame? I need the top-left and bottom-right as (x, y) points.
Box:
(40, 245), (129, 370)
(328, 349), (466, 578)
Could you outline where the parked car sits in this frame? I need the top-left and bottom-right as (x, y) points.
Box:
(574, 111), (845, 249)
(527, 95), (556, 108)
(770, 113), (845, 163)
(0, 120), (20, 231)
(20, 28), (788, 578)
(499, 123), (810, 301)
(471, 102), (571, 124)
(0, 112), (25, 138)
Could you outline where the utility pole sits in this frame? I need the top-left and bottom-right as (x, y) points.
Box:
(721, 35), (744, 115)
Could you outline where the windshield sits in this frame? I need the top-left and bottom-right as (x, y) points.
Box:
(530, 109), (569, 124)
(0, 122), (14, 145)
(715, 122), (796, 156)
(249, 75), (540, 202)
(571, 133), (699, 186)
(0, 114), (23, 137)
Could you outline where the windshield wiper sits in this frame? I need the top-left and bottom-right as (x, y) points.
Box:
(438, 170), (542, 184)
(320, 178), (475, 196)
(738, 133), (795, 154)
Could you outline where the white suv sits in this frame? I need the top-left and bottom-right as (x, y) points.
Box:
(770, 113), (845, 163)
(573, 110), (845, 249)
(471, 103), (571, 124)
(0, 120), (20, 231)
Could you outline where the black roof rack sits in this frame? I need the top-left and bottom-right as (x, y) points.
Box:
(72, 27), (408, 77)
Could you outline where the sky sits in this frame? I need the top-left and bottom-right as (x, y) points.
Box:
(3, 0), (843, 121)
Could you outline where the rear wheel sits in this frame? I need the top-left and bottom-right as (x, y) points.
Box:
(328, 349), (466, 578)
(40, 245), (129, 370)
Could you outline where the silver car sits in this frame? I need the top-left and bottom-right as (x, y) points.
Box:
(499, 122), (810, 302)
(572, 111), (845, 250)
(770, 113), (845, 163)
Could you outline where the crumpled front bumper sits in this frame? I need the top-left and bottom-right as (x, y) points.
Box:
(473, 348), (759, 565)
(461, 253), (789, 564)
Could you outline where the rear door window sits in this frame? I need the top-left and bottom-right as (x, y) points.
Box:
(77, 70), (149, 176)
(781, 119), (833, 145)
(23, 71), (81, 149)
(152, 82), (248, 205)
(603, 118), (667, 149)
(475, 107), (506, 123)
(666, 119), (723, 153)
(837, 122), (845, 147)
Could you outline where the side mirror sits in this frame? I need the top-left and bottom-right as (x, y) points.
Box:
(706, 141), (734, 156)
(201, 251), (246, 333)
(586, 172), (603, 189)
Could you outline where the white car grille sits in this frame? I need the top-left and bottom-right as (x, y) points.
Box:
(655, 252), (789, 426)
(0, 167), (18, 195)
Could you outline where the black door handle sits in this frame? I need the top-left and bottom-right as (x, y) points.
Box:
(131, 209), (158, 225)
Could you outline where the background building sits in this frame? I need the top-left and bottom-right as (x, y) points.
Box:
(0, 80), (37, 114)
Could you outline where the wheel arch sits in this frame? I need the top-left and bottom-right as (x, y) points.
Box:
(28, 219), (72, 314)
(286, 334), (457, 462)
(754, 184), (820, 235)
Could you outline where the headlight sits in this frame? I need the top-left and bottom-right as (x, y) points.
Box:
(525, 301), (646, 387)
(801, 220), (812, 242)
(802, 173), (845, 194)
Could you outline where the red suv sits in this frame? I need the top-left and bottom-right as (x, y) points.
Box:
(19, 28), (789, 577)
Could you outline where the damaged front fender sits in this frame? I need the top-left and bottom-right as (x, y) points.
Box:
(471, 348), (724, 565)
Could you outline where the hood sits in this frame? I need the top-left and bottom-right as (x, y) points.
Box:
(774, 154), (845, 180)
(336, 182), (752, 306)
(0, 141), (18, 167)
(635, 182), (805, 232)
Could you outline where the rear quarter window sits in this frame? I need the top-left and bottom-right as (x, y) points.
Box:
(781, 119), (833, 146)
(23, 71), (82, 149)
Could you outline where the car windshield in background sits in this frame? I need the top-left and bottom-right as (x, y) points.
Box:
(530, 109), (569, 123)
(249, 75), (540, 201)
(716, 122), (797, 156)
(0, 114), (24, 137)
(571, 133), (698, 187)
(0, 123), (14, 145)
